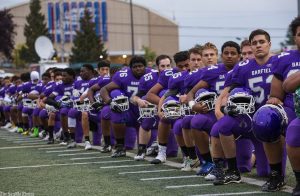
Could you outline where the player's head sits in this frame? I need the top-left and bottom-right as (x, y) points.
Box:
(201, 42), (218, 66)
(249, 29), (271, 59)
(30, 71), (40, 84)
(62, 68), (76, 84)
(188, 47), (203, 71)
(290, 16), (300, 49)
(129, 56), (147, 78)
(97, 60), (110, 76)
(81, 64), (94, 80)
(221, 41), (241, 69)
(53, 68), (62, 82)
(20, 72), (30, 83)
(240, 40), (254, 61)
(155, 54), (172, 72)
(173, 50), (189, 71)
(42, 72), (51, 85)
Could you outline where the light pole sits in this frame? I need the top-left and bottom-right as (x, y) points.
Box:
(129, 0), (135, 56)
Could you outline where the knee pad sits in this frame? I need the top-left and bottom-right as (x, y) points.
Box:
(141, 117), (157, 131)
(173, 119), (183, 136)
(68, 117), (77, 128)
(181, 116), (193, 129)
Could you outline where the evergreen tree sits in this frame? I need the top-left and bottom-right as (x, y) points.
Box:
(23, 0), (49, 63)
(0, 9), (16, 60)
(280, 28), (294, 48)
(70, 9), (107, 63)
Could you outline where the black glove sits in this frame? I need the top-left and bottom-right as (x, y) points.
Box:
(224, 105), (239, 117)
(92, 102), (103, 112)
(110, 101), (122, 113)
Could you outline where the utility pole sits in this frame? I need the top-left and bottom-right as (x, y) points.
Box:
(129, 0), (135, 56)
(60, 0), (65, 62)
(298, 0), (300, 16)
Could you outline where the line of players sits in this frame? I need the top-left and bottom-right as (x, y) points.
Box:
(1, 16), (300, 195)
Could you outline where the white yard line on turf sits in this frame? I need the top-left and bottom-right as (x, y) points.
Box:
(190, 191), (268, 196)
(70, 156), (111, 160)
(0, 160), (133, 170)
(14, 140), (44, 143)
(0, 145), (57, 150)
(119, 169), (176, 175)
(46, 149), (82, 153)
(20, 142), (48, 146)
(140, 175), (199, 181)
(100, 164), (154, 169)
(58, 152), (101, 156)
(38, 147), (67, 150)
(165, 184), (212, 189)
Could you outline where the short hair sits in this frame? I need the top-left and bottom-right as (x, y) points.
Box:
(11, 76), (20, 82)
(97, 60), (110, 69)
(290, 16), (300, 36)
(249, 29), (271, 43)
(63, 68), (76, 79)
(188, 47), (202, 58)
(240, 40), (251, 50)
(20, 72), (30, 82)
(155, 55), (172, 66)
(82, 63), (94, 72)
(129, 56), (146, 67)
(173, 51), (189, 64)
(42, 72), (51, 78)
(202, 42), (218, 55)
(221, 41), (241, 54)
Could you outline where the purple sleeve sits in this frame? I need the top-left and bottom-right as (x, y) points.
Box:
(158, 69), (175, 89)
(231, 60), (250, 86)
(52, 82), (63, 96)
(98, 76), (111, 88)
(224, 71), (233, 88)
(112, 68), (129, 90)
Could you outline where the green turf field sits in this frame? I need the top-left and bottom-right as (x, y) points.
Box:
(0, 129), (293, 196)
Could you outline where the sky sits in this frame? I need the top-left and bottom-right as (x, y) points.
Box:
(0, 0), (298, 51)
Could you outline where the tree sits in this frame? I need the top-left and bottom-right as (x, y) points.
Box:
(0, 9), (16, 60)
(142, 45), (156, 64)
(280, 28), (294, 48)
(12, 44), (27, 68)
(70, 9), (107, 63)
(23, 0), (49, 63)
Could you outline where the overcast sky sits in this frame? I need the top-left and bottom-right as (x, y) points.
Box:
(0, 0), (298, 51)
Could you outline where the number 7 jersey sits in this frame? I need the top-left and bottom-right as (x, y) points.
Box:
(231, 56), (276, 109)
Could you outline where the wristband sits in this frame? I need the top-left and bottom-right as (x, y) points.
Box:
(188, 100), (195, 108)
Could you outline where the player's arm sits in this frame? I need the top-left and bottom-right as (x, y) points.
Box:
(145, 83), (163, 105)
(215, 87), (230, 120)
(283, 71), (300, 93)
(100, 81), (120, 104)
(186, 80), (209, 102)
(87, 84), (101, 103)
(267, 74), (284, 105)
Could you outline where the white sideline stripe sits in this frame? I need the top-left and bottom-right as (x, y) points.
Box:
(20, 142), (47, 146)
(141, 175), (199, 181)
(166, 184), (212, 189)
(14, 140), (44, 143)
(101, 164), (154, 169)
(70, 156), (111, 160)
(0, 160), (133, 170)
(38, 147), (67, 150)
(0, 145), (57, 150)
(46, 149), (82, 153)
(119, 169), (176, 175)
(190, 191), (268, 196)
(58, 152), (100, 156)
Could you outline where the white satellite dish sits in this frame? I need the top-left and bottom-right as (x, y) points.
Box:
(34, 36), (55, 61)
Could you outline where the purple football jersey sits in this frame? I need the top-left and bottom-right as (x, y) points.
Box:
(6, 84), (17, 96)
(138, 70), (159, 92)
(231, 56), (276, 109)
(184, 68), (204, 93)
(97, 76), (111, 88)
(113, 67), (150, 98)
(41, 81), (56, 97)
(272, 50), (300, 109)
(52, 81), (74, 97)
(158, 68), (179, 90)
(72, 79), (90, 98)
(168, 70), (189, 94)
(21, 82), (38, 96)
(224, 70), (233, 88)
(200, 64), (228, 94)
(88, 77), (100, 88)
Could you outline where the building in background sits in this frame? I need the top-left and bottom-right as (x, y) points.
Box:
(8, 0), (179, 64)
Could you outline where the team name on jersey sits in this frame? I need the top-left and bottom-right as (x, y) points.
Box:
(292, 62), (300, 67)
(251, 68), (271, 76)
(131, 81), (139, 85)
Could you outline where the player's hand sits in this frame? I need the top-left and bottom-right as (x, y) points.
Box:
(215, 108), (224, 120)
(92, 102), (103, 111)
(267, 97), (283, 105)
(158, 110), (165, 119)
(137, 99), (148, 108)
(179, 95), (188, 104)
(192, 102), (209, 113)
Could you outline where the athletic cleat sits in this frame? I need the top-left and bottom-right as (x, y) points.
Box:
(261, 171), (285, 192)
(22, 130), (30, 136)
(293, 183), (300, 196)
(111, 145), (126, 158)
(205, 165), (223, 181)
(84, 141), (92, 150)
(197, 162), (214, 176)
(67, 141), (76, 148)
(54, 129), (62, 140)
(181, 156), (188, 168)
(17, 127), (24, 133)
(181, 158), (200, 172)
(213, 169), (241, 185)
(134, 153), (145, 161)
(146, 141), (159, 156)
(59, 138), (70, 146)
(8, 126), (18, 133)
(150, 145), (166, 164)
(32, 127), (39, 137)
(39, 130), (46, 138)
(42, 135), (50, 141)
(2, 122), (12, 129)
(100, 145), (112, 153)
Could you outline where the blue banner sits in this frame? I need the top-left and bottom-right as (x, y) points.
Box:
(94, 2), (100, 36)
(47, 3), (54, 40)
(55, 2), (61, 43)
(63, 2), (70, 42)
(101, 1), (108, 41)
(71, 2), (78, 41)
